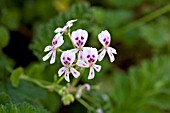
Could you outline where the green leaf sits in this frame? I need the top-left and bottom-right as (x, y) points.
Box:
(140, 17), (170, 47)
(0, 26), (10, 48)
(107, 0), (143, 9)
(107, 55), (170, 113)
(0, 9), (21, 30)
(10, 67), (24, 87)
(0, 92), (11, 105)
(7, 81), (47, 105)
(0, 103), (50, 113)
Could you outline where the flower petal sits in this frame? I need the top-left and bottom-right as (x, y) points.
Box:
(88, 67), (95, 79)
(70, 67), (80, 78)
(52, 33), (64, 48)
(93, 64), (101, 72)
(54, 28), (63, 33)
(42, 50), (53, 61)
(70, 48), (79, 53)
(98, 49), (106, 61)
(60, 50), (76, 66)
(71, 29), (88, 48)
(50, 50), (56, 64)
(58, 67), (67, 77)
(107, 49), (115, 63)
(76, 60), (89, 68)
(83, 47), (98, 64)
(44, 45), (52, 52)
(107, 47), (117, 54)
(64, 69), (70, 82)
(98, 30), (111, 46)
(78, 51), (83, 60)
(66, 19), (77, 28)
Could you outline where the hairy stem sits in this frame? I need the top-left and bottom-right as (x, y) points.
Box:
(76, 98), (93, 111)
(114, 4), (170, 35)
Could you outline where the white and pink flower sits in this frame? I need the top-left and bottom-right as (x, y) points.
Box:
(71, 29), (88, 60)
(76, 47), (101, 79)
(98, 30), (117, 62)
(54, 19), (77, 34)
(42, 33), (64, 64)
(58, 50), (80, 82)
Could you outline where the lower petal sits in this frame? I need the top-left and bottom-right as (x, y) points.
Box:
(44, 45), (52, 52)
(107, 50), (115, 63)
(76, 60), (89, 68)
(50, 50), (56, 64)
(108, 47), (117, 54)
(54, 28), (63, 33)
(78, 51), (83, 60)
(70, 48), (79, 53)
(98, 49), (106, 61)
(58, 67), (67, 77)
(88, 67), (95, 79)
(64, 69), (70, 82)
(93, 64), (101, 72)
(70, 67), (80, 78)
(42, 50), (53, 61)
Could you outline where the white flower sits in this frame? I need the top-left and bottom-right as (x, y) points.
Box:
(54, 19), (77, 34)
(76, 47), (101, 79)
(70, 29), (88, 60)
(98, 30), (117, 62)
(96, 108), (103, 113)
(42, 33), (64, 64)
(58, 50), (80, 82)
(75, 83), (90, 98)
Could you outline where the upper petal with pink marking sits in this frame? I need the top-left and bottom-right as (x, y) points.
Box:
(83, 47), (98, 64)
(98, 30), (111, 46)
(71, 29), (88, 48)
(60, 50), (76, 66)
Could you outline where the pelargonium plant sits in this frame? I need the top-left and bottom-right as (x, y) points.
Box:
(41, 19), (117, 111)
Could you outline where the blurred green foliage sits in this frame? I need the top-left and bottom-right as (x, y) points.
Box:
(0, 0), (170, 113)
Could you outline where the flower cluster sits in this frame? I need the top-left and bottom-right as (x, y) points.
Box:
(42, 19), (117, 82)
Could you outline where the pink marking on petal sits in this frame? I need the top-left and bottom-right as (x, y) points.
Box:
(81, 36), (84, 40)
(67, 57), (71, 61)
(74, 71), (77, 74)
(75, 37), (78, 40)
(105, 41), (109, 45)
(53, 40), (57, 45)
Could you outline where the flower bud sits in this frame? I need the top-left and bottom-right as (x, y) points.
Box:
(75, 84), (90, 98)
(61, 94), (74, 105)
(58, 86), (67, 96)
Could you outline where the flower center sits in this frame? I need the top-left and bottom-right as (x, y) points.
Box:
(89, 61), (93, 66)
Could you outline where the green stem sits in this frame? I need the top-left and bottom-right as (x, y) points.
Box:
(71, 75), (81, 87)
(82, 94), (96, 105)
(21, 75), (49, 89)
(56, 76), (65, 84)
(98, 47), (104, 52)
(68, 32), (76, 48)
(114, 4), (170, 35)
(76, 98), (93, 111)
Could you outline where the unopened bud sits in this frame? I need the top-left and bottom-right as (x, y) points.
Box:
(61, 94), (74, 105)
(76, 84), (90, 98)
(96, 108), (103, 113)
